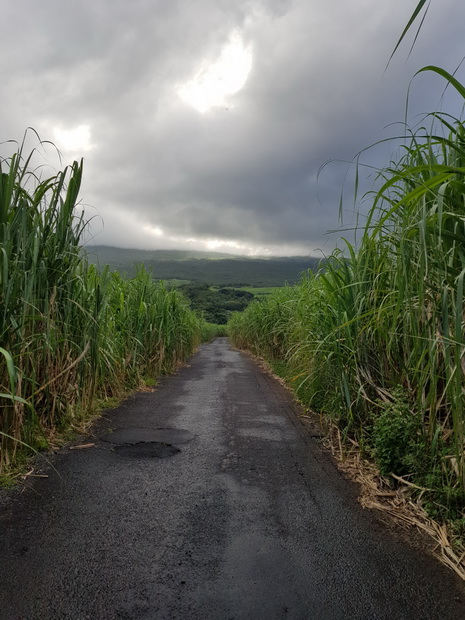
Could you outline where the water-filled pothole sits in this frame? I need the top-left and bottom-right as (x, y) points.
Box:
(100, 427), (195, 445)
(112, 442), (180, 458)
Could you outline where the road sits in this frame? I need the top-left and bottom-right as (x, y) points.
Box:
(0, 337), (464, 619)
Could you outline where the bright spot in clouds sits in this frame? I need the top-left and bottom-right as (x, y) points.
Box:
(143, 224), (164, 237)
(178, 31), (252, 113)
(53, 125), (93, 153)
(205, 238), (243, 251)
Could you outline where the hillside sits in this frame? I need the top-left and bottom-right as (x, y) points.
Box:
(84, 245), (321, 287)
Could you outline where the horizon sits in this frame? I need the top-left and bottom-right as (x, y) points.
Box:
(83, 242), (323, 261)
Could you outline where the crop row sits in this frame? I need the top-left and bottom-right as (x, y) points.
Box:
(0, 140), (213, 470)
(229, 67), (465, 520)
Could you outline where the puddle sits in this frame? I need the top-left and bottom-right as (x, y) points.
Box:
(100, 427), (195, 445)
(112, 443), (180, 458)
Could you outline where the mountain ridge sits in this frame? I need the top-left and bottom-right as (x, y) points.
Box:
(83, 245), (322, 287)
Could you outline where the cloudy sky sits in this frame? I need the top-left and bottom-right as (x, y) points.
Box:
(1, 0), (465, 256)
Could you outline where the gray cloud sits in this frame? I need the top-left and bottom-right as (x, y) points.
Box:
(1, 0), (465, 255)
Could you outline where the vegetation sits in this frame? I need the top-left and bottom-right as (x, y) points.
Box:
(0, 140), (209, 471)
(179, 283), (254, 324)
(233, 286), (284, 297)
(85, 245), (320, 287)
(200, 322), (228, 339)
(228, 67), (465, 522)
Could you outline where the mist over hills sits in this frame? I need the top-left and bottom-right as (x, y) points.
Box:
(84, 245), (321, 287)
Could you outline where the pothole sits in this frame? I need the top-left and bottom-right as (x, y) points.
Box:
(100, 427), (195, 445)
(112, 442), (180, 458)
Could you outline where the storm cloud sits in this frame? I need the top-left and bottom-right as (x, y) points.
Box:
(1, 0), (464, 255)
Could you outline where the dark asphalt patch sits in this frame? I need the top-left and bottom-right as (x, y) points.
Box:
(100, 427), (195, 445)
(112, 443), (180, 458)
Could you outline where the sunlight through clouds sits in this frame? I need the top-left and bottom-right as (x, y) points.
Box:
(3, 0), (463, 255)
(53, 125), (93, 154)
(178, 31), (252, 113)
(143, 224), (164, 237)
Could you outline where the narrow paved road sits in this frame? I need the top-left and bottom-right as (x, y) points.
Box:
(1, 338), (464, 619)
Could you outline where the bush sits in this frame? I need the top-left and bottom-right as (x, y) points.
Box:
(372, 388), (425, 477)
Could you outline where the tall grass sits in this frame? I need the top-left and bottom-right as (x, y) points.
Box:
(229, 67), (465, 517)
(0, 138), (205, 470)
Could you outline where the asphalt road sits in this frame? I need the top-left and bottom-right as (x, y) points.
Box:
(1, 337), (464, 619)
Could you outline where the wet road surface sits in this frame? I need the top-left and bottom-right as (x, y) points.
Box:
(1, 338), (464, 619)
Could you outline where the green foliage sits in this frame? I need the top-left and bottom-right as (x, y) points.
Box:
(0, 136), (206, 470)
(227, 286), (297, 359)
(228, 67), (465, 517)
(372, 389), (425, 477)
(200, 322), (228, 341)
(388, 0), (430, 66)
(179, 283), (254, 324)
(234, 286), (284, 297)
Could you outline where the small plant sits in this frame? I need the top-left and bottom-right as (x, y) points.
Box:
(372, 388), (424, 477)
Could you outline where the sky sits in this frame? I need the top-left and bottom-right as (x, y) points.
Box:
(1, 0), (465, 256)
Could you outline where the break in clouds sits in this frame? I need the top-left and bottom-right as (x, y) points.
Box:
(1, 0), (465, 255)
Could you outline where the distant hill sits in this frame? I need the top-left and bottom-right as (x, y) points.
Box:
(84, 245), (322, 287)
